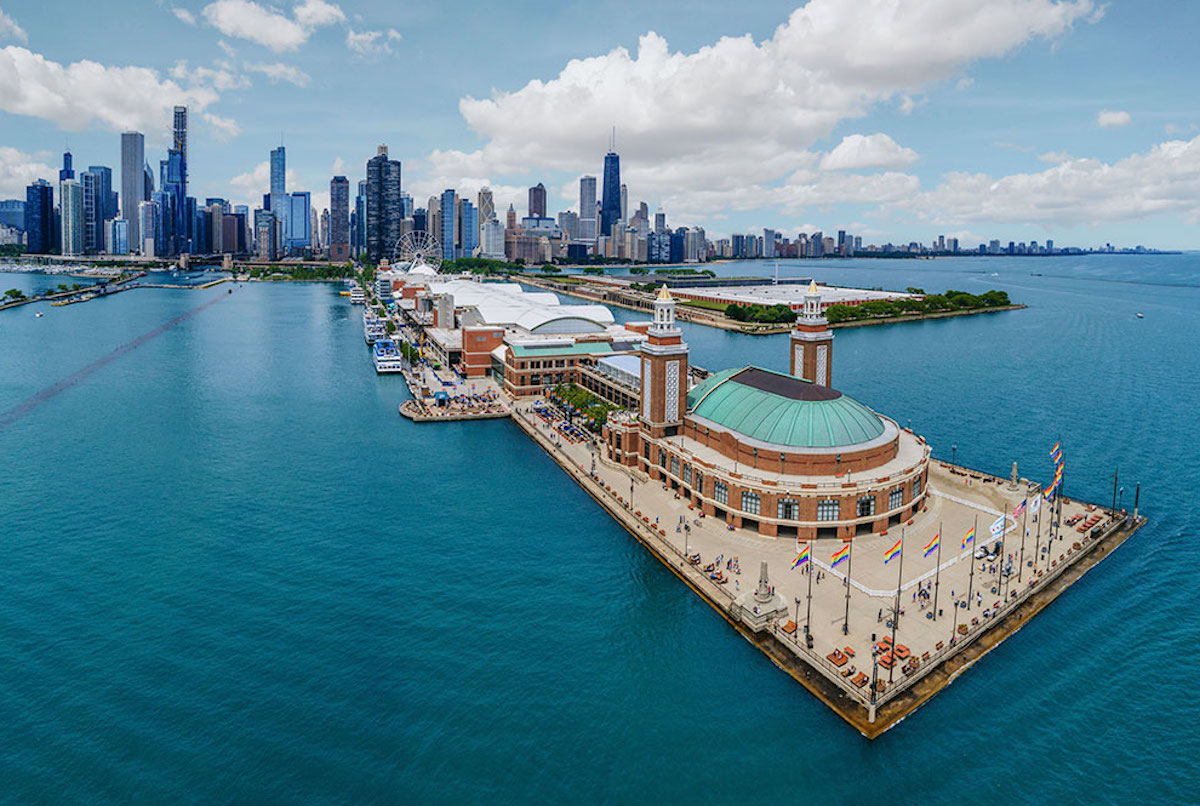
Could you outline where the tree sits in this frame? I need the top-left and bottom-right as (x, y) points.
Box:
(4, 288), (25, 301)
(583, 265), (605, 275)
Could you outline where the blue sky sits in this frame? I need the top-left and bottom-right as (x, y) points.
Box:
(2, 0), (1199, 249)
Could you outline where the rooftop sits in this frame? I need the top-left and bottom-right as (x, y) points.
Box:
(687, 366), (888, 450)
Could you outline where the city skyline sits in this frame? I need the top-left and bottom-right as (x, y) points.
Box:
(2, 1), (1200, 248)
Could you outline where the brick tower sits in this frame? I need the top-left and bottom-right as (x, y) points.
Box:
(790, 280), (833, 387)
(639, 286), (689, 437)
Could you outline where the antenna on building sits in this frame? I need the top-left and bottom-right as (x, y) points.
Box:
(610, 126), (616, 151)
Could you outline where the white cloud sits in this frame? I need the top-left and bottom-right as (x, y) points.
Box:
(346, 27), (402, 58)
(201, 0), (343, 52)
(0, 9), (28, 42)
(245, 61), (311, 87)
(172, 7), (197, 25)
(1097, 109), (1131, 129)
(331, 156), (347, 174)
(203, 111), (241, 140)
(170, 59), (249, 91)
(956, 75), (974, 90)
(293, 0), (344, 27)
(217, 39), (237, 59)
(229, 159), (327, 211)
(1037, 150), (1073, 163)
(429, 0), (1097, 223)
(0, 145), (54, 197)
(820, 133), (918, 171)
(0, 45), (222, 133)
(894, 135), (1200, 227)
(898, 94), (927, 115)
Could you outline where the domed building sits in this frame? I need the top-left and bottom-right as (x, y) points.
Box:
(604, 282), (930, 540)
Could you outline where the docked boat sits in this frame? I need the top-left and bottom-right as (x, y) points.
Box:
(363, 310), (387, 344)
(349, 286), (366, 304)
(372, 340), (404, 374)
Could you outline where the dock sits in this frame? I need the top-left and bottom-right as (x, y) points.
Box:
(509, 401), (1142, 738)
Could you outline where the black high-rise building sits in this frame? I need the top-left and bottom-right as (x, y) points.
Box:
(24, 180), (54, 254)
(528, 182), (546, 218)
(365, 145), (402, 262)
(600, 150), (621, 236)
(329, 175), (350, 261)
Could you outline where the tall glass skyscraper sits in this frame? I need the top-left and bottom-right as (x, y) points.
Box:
(329, 176), (350, 261)
(287, 191), (311, 250)
(269, 145), (288, 244)
(24, 180), (54, 254)
(81, 166), (114, 254)
(365, 145), (401, 261)
(121, 132), (145, 248)
(579, 175), (596, 241)
(600, 151), (621, 237)
(59, 179), (84, 256)
(440, 189), (457, 261)
(459, 199), (477, 258)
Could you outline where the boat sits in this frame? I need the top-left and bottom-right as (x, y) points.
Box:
(1136, 312), (1144, 318)
(35, 311), (44, 317)
(372, 340), (404, 374)
(363, 310), (387, 344)
(349, 286), (365, 304)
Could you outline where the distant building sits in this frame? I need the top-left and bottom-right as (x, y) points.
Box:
(600, 151), (621, 237)
(440, 189), (457, 261)
(365, 145), (402, 261)
(24, 180), (54, 254)
(579, 175), (597, 241)
(138, 200), (157, 256)
(105, 218), (129, 255)
(59, 179), (84, 256)
(287, 191), (311, 251)
(528, 182), (547, 218)
(121, 132), (145, 247)
(330, 175), (349, 261)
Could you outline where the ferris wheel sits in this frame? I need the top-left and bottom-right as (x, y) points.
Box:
(392, 231), (443, 272)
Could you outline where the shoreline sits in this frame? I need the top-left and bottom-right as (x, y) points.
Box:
(509, 405), (1142, 738)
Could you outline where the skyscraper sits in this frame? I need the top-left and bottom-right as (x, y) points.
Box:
(173, 106), (188, 226)
(528, 183), (546, 218)
(121, 132), (145, 247)
(459, 199), (477, 258)
(59, 179), (84, 256)
(24, 180), (54, 254)
(269, 145), (288, 243)
(287, 192), (311, 250)
(160, 149), (185, 255)
(600, 150), (620, 237)
(364, 145), (402, 261)
(59, 151), (74, 182)
(81, 166), (114, 254)
(579, 175), (596, 241)
(440, 188), (457, 260)
(329, 175), (350, 261)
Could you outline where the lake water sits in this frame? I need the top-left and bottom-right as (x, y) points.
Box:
(0, 256), (1195, 802)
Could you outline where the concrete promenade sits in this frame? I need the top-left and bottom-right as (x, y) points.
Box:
(510, 398), (1143, 737)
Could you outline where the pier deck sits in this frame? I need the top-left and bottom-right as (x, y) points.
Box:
(510, 401), (1142, 738)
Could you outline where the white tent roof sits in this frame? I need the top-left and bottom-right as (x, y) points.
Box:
(426, 279), (616, 334)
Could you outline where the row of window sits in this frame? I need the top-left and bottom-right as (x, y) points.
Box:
(641, 443), (922, 522)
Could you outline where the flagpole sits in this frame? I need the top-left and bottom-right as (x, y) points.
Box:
(967, 515), (977, 611)
(889, 528), (904, 683)
(1034, 491), (1044, 575)
(933, 521), (942, 621)
(997, 502), (1008, 602)
(805, 541), (813, 636)
(1018, 493), (1029, 584)
(843, 540), (853, 636)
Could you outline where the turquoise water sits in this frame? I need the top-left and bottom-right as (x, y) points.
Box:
(0, 256), (1195, 801)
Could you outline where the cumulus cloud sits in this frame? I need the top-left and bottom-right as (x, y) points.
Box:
(0, 145), (54, 197)
(430, 0), (1097, 221)
(820, 133), (918, 171)
(0, 8), (28, 42)
(894, 136), (1200, 227)
(346, 27), (402, 58)
(203, 111), (241, 140)
(245, 61), (310, 87)
(170, 59), (249, 91)
(1037, 150), (1073, 163)
(172, 7), (197, 25)
(229, 159), (327, 211)
(1097, 109), (1131, 128)
(0, 45), (221, 133)
(201, 0), (344, 52)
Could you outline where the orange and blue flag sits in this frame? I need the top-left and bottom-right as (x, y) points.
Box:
(792, 543), (811, 569)
(883, 538), (902, 564)
(923, 533), (940, 558)
(961, 526), (976, 548)
(831, 543), (851, 568)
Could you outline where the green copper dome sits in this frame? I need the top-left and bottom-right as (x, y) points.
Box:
(686, 367), (887, 449)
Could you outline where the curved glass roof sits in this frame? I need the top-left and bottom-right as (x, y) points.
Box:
(686, 367), (886, 449)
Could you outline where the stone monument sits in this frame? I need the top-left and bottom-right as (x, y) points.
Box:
(733, 560), (788, 632)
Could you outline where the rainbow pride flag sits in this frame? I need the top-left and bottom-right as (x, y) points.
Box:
(883, 538), (902, 564)
(791, 543), (811, 569)
(831, 543), (851, 568)
(923, 533), (940, 558)
(1050, 441), (1061, 460)
(961, 526), (976, 548)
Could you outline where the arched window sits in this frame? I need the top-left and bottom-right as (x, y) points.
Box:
(817, 499), (839, 521)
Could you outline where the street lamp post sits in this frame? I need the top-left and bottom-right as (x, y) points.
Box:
(951, 444), (957, 466)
